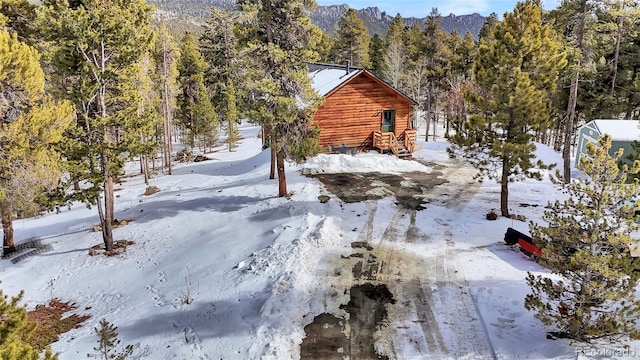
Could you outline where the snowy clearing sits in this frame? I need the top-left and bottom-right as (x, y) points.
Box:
(1, 123), (639, 359)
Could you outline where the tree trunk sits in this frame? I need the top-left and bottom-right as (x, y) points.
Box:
(162, 37), (173, 175)
(424, 97), (431, 142)
(103, 175), (115, 251)
(611, 14), (623, 96)
(277, 149), (287, 197)
(100, 142), (115, 251)
(270, 133), (276, 180)
(143, 155), (149, 185)
(563, 0), (588, 183)
(1, 204), (15, 255)
(500, 157), (510, 217)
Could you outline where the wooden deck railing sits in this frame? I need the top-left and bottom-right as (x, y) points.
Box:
(373, 129), (417, 158)
(402, 129), (417, 154)
(373, 131), (400, 157)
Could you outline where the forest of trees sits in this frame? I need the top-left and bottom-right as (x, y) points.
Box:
(3, 0), (640, 349)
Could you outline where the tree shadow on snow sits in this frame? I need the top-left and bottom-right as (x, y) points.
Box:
(118, 290), (269, 342)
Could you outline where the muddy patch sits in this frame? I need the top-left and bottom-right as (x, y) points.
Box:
(300, 313), (348, 360)
(341, 283), (396, 360)
(307, 171), (447, 210)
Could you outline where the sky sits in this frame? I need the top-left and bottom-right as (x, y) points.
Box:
(2, 119), (640, 359)
(316, 0), (562, 18)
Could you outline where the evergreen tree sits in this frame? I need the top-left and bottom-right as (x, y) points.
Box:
(119, 55), (160, 185)
(579, 1), (640, 119)
(236, 0), (322, 197)
(152, 24), (179, 175)
(448, 0), (566, 217)
(555, 0), (592, 182)
(0, 0), (36, 45)
(331, 8), (370, 67)
(0, 28), (73, 254)
(200, 8), (237, 111)
(176, 31), (219, 151)
(39, 0), (155, 251)
(200, 8), (240, 151)
(402, 24), (427, 112)
(87, 320), (133, 360)
(224, 78), (239, 151)
(478, 12), (499, 41)
(309, 25), (332, 63)
(525, 135), (640, 341)
(367, 33), (384, 75)
(386, 13), (405, 46)
(0, 287), (58, 360)
(381, 13), (406, 84)
(421, 7), (447, 141)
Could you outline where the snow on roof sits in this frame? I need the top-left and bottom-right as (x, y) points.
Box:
(309, 68), (361, 97)
(592, 119), (640, 142)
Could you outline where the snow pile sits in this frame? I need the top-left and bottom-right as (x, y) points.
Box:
(302, 153), (432, 174)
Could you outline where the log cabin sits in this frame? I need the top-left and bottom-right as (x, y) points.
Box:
(309, 63), (418, 158)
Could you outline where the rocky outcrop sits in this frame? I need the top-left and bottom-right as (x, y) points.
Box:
(148, 0), (486, 39)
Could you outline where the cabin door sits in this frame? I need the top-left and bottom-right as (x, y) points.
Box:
(382, 109), (395, 133)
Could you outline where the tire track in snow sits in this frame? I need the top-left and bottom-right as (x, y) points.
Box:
(428, 161), (495, 359)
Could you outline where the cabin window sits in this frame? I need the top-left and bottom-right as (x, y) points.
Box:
(382, 110), (396, 133)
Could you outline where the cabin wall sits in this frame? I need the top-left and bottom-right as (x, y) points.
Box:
(575, 123), (599, 167)
(313, 74), (412, 152)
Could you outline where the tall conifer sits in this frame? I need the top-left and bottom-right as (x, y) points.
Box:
(331, 8), (370, 67)
(237, 0), (322, 197)
(448, 0), (566, 217)
(0, 28), (73, 254)
(176, 31), (219, 151)
(40, 0), (155, 251)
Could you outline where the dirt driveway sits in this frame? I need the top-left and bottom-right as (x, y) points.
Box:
(301, 159), (495, 360)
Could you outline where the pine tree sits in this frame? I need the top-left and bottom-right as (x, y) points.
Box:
(367, 33), (384, 75)
(478, 12), (499, 40)
(200, 8), (237, 112)
(0, 28), (74, 254)
(557, 0), (592, 183)
(152, 24), (179, 175)
(525, 135), (640, 341)
(176, 31), (219, 151)
(87, 319), (133, 360)
(386, 13), (405, 46)
(309, 25), (332, 63)
(381, 13), (406, 84)
(578, 1), (640, 119)
(237, 0), (322, 197)
(402, 24), (427, 112)
(39, 0), (155, 252)
(0, 287), (58, 360)
(224, 78), (239, 151)
(331, 8), (370, 67)
(448, 0), (566, 217)
(421, 8), (448, 141)
(200, 8), (241, 151)
(0, 0), (36, 45)
(118, 55), (160, 185)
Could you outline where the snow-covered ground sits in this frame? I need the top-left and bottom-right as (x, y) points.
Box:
(1, 123), (639, 359)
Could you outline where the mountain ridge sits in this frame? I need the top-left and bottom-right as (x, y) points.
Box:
(148, 0), (486, 38)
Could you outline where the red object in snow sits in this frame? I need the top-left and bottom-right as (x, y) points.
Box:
(505, 227), (542, 257)
(518, 237), (542, 257)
